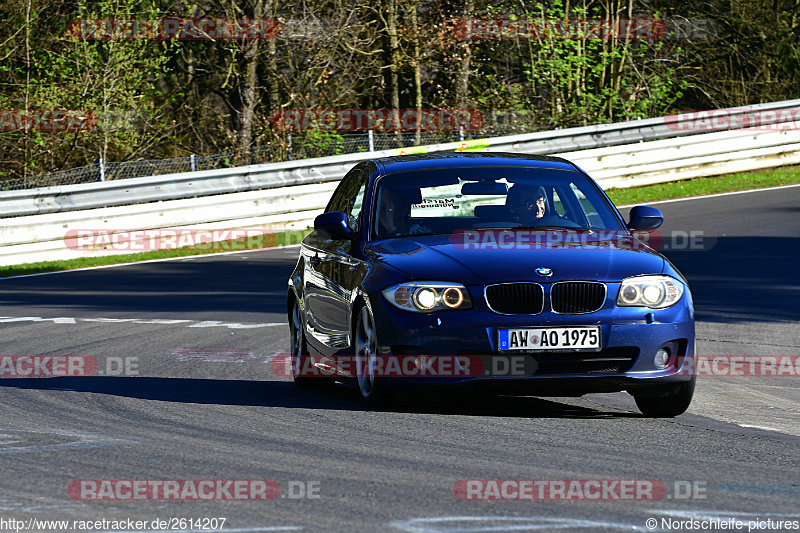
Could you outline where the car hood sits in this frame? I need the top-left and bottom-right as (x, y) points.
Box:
(365, 231), (665, 284)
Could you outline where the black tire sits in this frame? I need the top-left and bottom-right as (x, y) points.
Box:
(634, 378), (696, 418)
(289, 298), (329, 389)
(353, 305), (391, 407)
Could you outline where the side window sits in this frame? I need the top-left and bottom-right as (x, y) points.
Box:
(348, 181), (367, 230)
(330, 168), (367, 231)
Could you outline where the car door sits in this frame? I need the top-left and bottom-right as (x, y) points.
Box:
(303, 166), (368, 355)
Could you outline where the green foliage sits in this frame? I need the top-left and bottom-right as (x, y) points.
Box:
(0, 0), (175, 178)
(300, 129), (348, 157)
(519, 2), (679, 125)
(0, 0), (798, 181)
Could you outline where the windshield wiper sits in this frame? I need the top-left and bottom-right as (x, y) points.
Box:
(386, 231), (442, 238)
(516, 225), (582, 231)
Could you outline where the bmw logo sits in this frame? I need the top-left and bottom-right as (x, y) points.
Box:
(536, 267), (553, 277)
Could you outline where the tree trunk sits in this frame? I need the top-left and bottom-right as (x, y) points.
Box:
(386, 0), (403, 142)
(410, 4), (422, 145)
(454, 0), (474, 110)
(264, 0), (281, 157)
(236, 0), (265, 151)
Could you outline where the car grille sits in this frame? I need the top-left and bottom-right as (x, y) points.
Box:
(485, 283), (544, 315)
(551, 282), (606, 314)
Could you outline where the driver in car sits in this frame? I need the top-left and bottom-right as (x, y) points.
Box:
(377, 187), (430, 237)
(507, 184), (549, 226)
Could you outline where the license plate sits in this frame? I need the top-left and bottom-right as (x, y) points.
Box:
(498, 326), (601, 352)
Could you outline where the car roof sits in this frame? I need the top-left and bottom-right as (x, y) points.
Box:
(373, 151), (578, 175)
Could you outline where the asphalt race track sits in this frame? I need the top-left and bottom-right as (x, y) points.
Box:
(0, 184), (798, 532)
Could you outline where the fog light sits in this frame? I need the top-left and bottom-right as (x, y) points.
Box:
(654, 348), (670, 369)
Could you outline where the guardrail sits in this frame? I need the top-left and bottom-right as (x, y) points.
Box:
(3, 98), (799, 219)
(1, 100), (799, 266)
(0, 131), (467, 191)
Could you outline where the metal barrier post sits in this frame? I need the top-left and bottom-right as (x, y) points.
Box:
(95, 158), (106, 181)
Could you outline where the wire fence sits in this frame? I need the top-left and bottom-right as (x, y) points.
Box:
(0, 130), (481, 191)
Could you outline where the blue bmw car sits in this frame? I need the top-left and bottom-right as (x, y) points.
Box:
(287, 152), (695, 417)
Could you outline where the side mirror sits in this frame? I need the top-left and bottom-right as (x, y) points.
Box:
(627, 206), (664, 231)
(314, 211), (355, 240)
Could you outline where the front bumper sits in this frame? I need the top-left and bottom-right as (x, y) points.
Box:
(367, 283), (695, 395)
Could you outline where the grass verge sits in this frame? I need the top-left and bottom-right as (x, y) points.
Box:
(2, 165), (799, 278)
(0, 229), (310, 278)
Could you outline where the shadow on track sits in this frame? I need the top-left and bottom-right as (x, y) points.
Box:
(1, 237), (797, 323)
(0, 376), (637, 419)
(0, 252), (295, 316)
(663, 236), (800, 323)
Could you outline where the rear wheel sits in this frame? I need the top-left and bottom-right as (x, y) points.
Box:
(634, 378), (695, 417)
(354, 305), (391, 407)
(289, 299), (328, 389)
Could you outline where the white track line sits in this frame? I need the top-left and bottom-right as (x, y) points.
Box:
(617, 182), (800, 208)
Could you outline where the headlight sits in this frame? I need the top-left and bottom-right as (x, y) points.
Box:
(382, 282), (472, 313)
(617, 275), (684, 309)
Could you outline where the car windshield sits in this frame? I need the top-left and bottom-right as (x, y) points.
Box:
(372, 166), (625, 239)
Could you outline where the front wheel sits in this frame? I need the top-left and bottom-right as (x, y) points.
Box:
(353, 305), (391, 407)
(634, 378), (695, 417)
